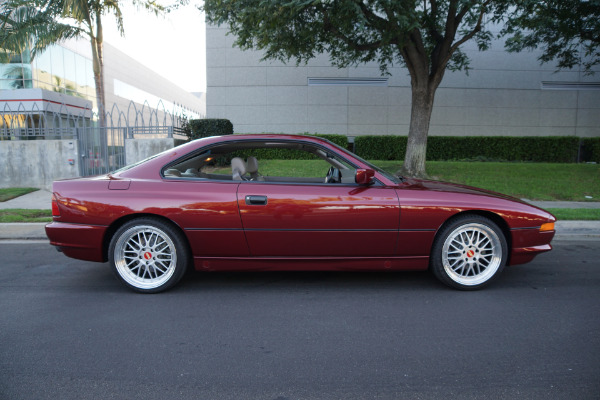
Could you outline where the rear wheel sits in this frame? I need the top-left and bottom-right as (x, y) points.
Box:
(109, 218), (190, 293)
(430, 215), (507, 290)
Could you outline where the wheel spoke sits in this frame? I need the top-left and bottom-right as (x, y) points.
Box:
(441, 222), (504, 286)
(113, 224), (180, 290)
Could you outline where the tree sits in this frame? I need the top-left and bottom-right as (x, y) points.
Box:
(204, 0), (513, 177)
(0, 0), (169, 126)
(500, 0), (600, 75)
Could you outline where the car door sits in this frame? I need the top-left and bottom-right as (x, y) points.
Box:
(237, 182), (400, 257)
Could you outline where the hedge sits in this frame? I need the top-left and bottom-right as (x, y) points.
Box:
(187, 125), (598, 163)
(354, 135), (593, 163)
(232, 133), (349, 160)
(353, 136), (407, 160)
(581, 138), (600, 163)
(185, 119), (234, 140)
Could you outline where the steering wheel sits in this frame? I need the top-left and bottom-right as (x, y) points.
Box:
(324, 166), (341, 183)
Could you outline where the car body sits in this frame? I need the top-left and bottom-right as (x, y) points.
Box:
(46, 134), (556, 293)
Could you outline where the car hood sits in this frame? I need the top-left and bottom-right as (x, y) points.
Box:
(399, 177), (530, 205)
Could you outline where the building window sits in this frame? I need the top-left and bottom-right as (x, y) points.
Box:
(308, 77), (389, 86)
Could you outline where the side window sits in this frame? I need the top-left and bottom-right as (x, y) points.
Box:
(226, 147), (356, 184)
(164, 141), (358, 184)
(164, 152), (234, 180)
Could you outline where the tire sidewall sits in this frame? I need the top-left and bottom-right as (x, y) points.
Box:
(430, 215), (508, 290)
(108, 217), (190, 293)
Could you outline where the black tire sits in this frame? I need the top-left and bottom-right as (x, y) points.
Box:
(430, 215), (508, 290)
(108, 217), (190, 293)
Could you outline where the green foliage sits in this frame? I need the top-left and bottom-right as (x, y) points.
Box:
(0, 209), (52, 222)
(203, 1), (598, 177)
(203, 0), (499, 76)
(428, 136), (580, 163)
(185, 119), (234, 140)
(354, 136), (407, 160)
(307, 134), (348, 149)
(0, 187), (39, 202)
(582, 138), (600, 163)
(499, 0), (600, 74)
(355, 136), (582, 163)
(0, 0), (172, 120)
(230, 133), (349, 160)
(546, 209), (600, 221)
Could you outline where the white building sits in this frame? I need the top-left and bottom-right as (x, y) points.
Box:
(1, 38), (205, 128)
(206, 24), (599, 138)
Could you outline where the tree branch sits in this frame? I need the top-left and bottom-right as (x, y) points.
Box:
(449, 0), (491, 55)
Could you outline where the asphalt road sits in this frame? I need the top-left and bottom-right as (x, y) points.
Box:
(1, 240), (599, 400)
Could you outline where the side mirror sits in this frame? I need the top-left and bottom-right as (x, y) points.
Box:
(355, 168), (375, 185)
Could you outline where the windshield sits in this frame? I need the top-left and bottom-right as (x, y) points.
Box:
(325, 140), (403, 184)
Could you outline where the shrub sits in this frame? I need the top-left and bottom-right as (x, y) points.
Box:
(354, 136), (407, 160)
(581, 138), (600, 163)
(355, 135), (582, 162)
(232, 133), (349, 160)
(185, 119), (234, 140)
(307, 134), (349, 149)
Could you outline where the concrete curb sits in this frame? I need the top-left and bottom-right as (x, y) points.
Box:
(1, 221), (598, 242)
(0, 223), (48, 240)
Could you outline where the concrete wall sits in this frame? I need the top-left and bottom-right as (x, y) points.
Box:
(0, 140), (80, 190)
(125, 138), (175, 165)
(206, 25), (600, 138)
(0, 138), (176, 190)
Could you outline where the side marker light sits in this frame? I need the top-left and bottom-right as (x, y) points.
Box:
(540, 222), (554, 232)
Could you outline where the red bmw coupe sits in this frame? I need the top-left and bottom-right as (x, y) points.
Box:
(46, 134), (555, 293)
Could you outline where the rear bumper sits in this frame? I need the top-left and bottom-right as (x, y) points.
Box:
(45, 222), (107, 262)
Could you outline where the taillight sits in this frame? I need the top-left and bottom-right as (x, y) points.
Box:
(51, 194), (60, 217)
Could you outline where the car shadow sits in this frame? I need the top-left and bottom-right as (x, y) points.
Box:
(178, 269), (441, 293)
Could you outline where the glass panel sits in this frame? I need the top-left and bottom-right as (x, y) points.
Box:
(20, 48), (31, 64)
(36, 80), (54, 91)
(63, 48), (77, 94)
(34, 49), (53, 84)
(0, 65), (24, 88)
(22, 64), (32, 80)
(0, 80), (14, 90)
(75, 53), (87, 90)
(51, 45), (65, 86)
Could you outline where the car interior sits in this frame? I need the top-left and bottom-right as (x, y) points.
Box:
(163, 140), (358, 184)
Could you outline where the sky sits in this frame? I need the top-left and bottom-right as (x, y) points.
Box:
(103, 2), (206, 93)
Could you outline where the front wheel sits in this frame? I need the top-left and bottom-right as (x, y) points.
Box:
(109, 218), (190, 293)
(430, 215), (507, 290)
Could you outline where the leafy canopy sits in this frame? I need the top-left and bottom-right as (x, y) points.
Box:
(499, 0), (600, 75)
(203, 0), (497, 76)
(0, 0), (170, 61)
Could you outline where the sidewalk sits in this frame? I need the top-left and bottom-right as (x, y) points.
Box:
(0, 189), (52, 210)
(0, 189), (599, 240)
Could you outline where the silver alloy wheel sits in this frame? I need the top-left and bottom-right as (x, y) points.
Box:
(113, 225), (178, 290)
(441, 222), (503, 286)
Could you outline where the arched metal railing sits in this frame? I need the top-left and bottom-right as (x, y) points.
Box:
(1, 100), (193, 175)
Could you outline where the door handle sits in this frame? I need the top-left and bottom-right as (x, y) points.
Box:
(245, 195), (268, 205)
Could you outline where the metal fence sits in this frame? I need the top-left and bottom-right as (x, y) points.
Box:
(1, 100), (188, 176)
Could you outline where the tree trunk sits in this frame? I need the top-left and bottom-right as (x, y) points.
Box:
(90, 16), (106, 127)
(401, 82), (436, 178)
